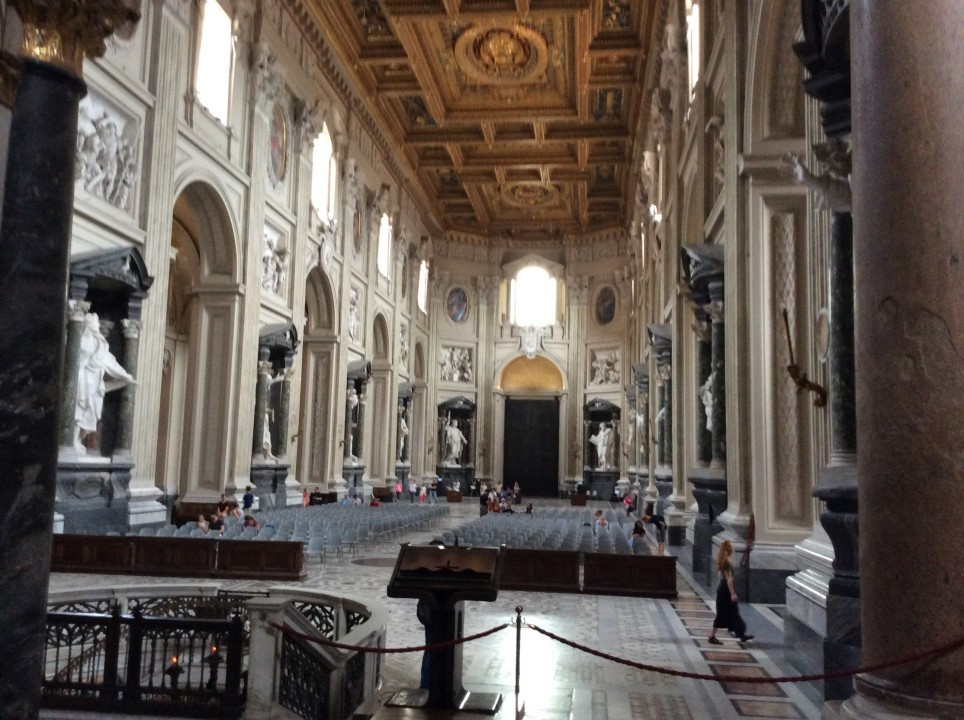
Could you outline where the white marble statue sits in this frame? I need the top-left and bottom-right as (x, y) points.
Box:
(698, 372), (714, 433)
(784, 150), (851, 212)
(589, 421), (614, 470)
(346, 388), (359, 462)
(74, 312), (136, 454)
(348, 288), (361, 341)
(443, 418), (467, 466)
(397, 414), (409, 462)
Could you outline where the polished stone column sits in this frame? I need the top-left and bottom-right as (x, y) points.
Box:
(275, 367), (294, 458)
(0, 1), (139, 710)
(661, 369), (673, 466)
(59, 300), (91, 449)
(344, 381), (356, 463)
(114, 319), (141, 456)
(396, 400), (405, 463)
(706, 285), (726, 467)
(0, 57), (87, 718)
(355, 378), (369, 460)
(844, 1), (964, 716)
(826, 211), (856, 462)
(252, 357), (272, 458)
(694, 315), (712, 465)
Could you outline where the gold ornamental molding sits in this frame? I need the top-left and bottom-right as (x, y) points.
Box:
(11, 0), (140, 76)
(453, 24), (549, 86)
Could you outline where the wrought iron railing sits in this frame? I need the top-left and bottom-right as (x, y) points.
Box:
(42, 610), (245, 718)
(278, 632), (332, 720)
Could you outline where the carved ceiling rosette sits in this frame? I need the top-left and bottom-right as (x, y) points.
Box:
(453, 24), (549, 86)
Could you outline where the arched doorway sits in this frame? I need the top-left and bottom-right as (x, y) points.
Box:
(298, 266), (337, 491)
(497, 354), (566, 497)
(155, 182), (240, 502)
(368, 313), (393, 486)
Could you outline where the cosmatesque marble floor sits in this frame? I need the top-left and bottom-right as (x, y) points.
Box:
(47, 499), (825, 720)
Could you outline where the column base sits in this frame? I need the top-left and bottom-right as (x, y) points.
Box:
(282, 476), (304, 507)
(825, 689), (963, 720)
(251, 462), (290, 509)
(127, 486), (169, 527)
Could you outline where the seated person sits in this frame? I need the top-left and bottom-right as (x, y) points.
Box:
(243, 514), (259, 529)
(196, 514), (209, 532)
(340, 494), (353, 505)
(624, 492), (637, 516)
(353, 495), (363, 505)
(302, 488), (310, 507)
(631, 520), (646, 538)
(525, 502), (534, 515)
(369, 496), (381, 507)
(309, 487), (324, 505)
(216, 493), (230, 517)
(227, 503), (243, 521)
(208, 514), (225, 533)
(593, 509), (608, 533)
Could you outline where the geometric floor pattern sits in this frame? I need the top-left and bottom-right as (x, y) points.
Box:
(47, 498), (824, 720)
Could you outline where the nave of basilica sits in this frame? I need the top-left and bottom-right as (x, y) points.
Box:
(0, 1), (960, 718)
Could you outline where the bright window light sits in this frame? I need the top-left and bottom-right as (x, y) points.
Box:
(686, 0), (700, 98)
(195, 0), (233, 125)
(417, 261), (429, 313)
(512, 266), (556, 327)
(311, 124), (334, 220)
(377, 213), (392, 277)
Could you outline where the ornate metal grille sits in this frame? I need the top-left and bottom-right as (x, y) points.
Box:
(279, 635), (330, 720)
(293, 601), (336, 639)
(345, 609), (369, 633)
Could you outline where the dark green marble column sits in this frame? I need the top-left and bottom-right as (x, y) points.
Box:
(0, 58), (86, 719)
(275, 368), (293, 458)
(253, 358), (271, 457)
(114, 319), (140, 456)
(707, 284), (727, 466)
(59, 300), (90, 449)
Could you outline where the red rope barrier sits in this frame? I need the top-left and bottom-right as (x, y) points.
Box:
(269, 621), (510, 654)
(527, 624), (964, 684)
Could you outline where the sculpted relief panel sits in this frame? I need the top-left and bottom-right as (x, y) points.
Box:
(76, 91), (140, 214)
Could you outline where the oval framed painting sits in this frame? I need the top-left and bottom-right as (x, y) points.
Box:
(446, 287), (469, 323)
(594, 285), (616, 325)
(268, 102), (288, 183)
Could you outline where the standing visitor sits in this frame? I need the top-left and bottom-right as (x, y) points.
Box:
(708, 540), (754, 644)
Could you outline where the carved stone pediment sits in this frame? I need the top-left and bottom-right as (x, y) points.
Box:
(259, 323), (299, 353)
(680, 243), (724, 304)
(69, 247), (155, 315)
(647, 323), (673, 369)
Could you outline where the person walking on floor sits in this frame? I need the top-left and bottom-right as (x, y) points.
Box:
(409, 478), (417, 503)
(708, 539), (754, 644)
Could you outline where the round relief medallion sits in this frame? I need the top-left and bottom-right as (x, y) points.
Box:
(595, 286), (616, 325)
(268, 102), (288, 183)
(500, 182), (560, 208)
(454, 24), (549, 85)
(446, 287), (469, 323)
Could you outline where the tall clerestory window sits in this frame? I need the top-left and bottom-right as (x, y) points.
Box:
(510, 266), (557, 327)
(685, 0), (701, 99)
(195, 0), (234, 125)
(311, 123), (338, 223)
(376, 213), (392, 277)
(417, 260), (429, 314)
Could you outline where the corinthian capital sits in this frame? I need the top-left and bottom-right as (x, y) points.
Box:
(13, 0), (141, 76)
(250, 41), (284, 107)
(294, 97), (325, 154)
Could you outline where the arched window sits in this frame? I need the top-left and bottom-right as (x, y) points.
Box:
(417, 260), (429, 313)
(511, 266), (557, 327)
(686, 0), (701, 99)
(311, 123), (337, 222)
(376, 213), (392, 277)
(195, 0), (233, 125)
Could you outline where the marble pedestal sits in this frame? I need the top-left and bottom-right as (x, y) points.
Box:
(582, 469), (618, 501)
(688, 468), (726, 587)
(395, 463), (411, 491)
(250, 461), (290, 509)
(437, 466), (474, 495)
(342, 463), (366, 498)
(653, 466), (673, 517)
(56, 458), (133, 534)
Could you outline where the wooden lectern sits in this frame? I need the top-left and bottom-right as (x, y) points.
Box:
(386, 543), (504, 714)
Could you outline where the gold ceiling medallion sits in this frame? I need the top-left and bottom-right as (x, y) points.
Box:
(454, 25), (548, 85)
(500, 182), (560, 208)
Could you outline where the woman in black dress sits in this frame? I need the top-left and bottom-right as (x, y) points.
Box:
(708, 540), (754, 644)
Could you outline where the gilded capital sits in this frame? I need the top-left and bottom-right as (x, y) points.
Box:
(13, 0), (141, 76)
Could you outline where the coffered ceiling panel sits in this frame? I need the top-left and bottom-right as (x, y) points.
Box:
(309, 0), (656, 237)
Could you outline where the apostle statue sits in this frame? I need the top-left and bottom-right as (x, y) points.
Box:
(589, 421), (614, 470)
(443, 417), (467, 466)
(75, 312), (136, 455)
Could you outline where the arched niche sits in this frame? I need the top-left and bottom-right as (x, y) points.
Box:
(305, 266), (335, 334)
(414, 342), (425, 380)
(498, 355), (564, 393)
(372, 313), (390, 360)
(172, 181), (239, 280)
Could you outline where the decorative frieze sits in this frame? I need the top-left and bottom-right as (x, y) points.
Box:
(439, 346), (473, 383)
(589, 348), (621, 386)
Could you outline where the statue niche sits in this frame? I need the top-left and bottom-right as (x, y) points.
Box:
(436, 396), (476, 498)
(582, 398), (621, 500)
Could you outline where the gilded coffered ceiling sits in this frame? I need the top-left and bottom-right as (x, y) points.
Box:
(305, 0), (656, 239)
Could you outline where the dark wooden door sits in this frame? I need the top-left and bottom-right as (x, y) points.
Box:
(503, 398), (559, 497)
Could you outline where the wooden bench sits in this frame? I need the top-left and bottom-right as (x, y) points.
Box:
(50, 534), (305, 580)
